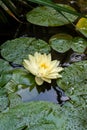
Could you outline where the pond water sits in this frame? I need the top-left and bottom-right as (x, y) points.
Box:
(17, 87), (58, 103)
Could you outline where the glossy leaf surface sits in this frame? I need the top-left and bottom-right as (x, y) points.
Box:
(26, 5), (77, 27)
(0, 101), (87, 130)
(57, 61), (87, 97)
(50, 34), (87, 53)
(1, 37), (51, 64)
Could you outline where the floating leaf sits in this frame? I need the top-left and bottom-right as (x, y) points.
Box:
(0, 66), (39, 102)
(0, 72), (12, 88)
(0, 59), (13, 74)
(0, 95), (8, 112)
(0, 89), (22, 112)
(1, 37), (51, 64)
(0, 88), (8, 112)
(8, 93), (22, 108)
(57, 60), (87, 98)
(2, 68), (36, 93)
(63, 102), (87, 130)
(76, 17), (87, 38)
(49, 33), (72, 53)
(26, 4), (77, 27)
(50, 34), (87, 53)
(12, 69), (35, 87)
(0, 101), (86, 130)
(72, 37), (87, 53)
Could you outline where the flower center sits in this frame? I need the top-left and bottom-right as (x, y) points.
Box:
(40, 63), (48, 69)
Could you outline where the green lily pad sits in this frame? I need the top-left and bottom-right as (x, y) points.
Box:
(26, 4), (77, 27)
(63, 102), (87, 130)
(0, 88), (8, 112)
(0, 88), (22, 112)
(72, 37), (87, 53)
(0, 101), (86, 130)
(1, 68), (39, 102)
(0, 72), (12, 88)
(49, 33), (72, 53)
(8, 93), (22, 108)
(0, 59), (13, 74)
(50, 34), (87, 53)
(57, 60), (87, 97)
(3, 68), (36, 92)
(1, 37), (51, 64)
(12, 69), (35, 87)
(0, 95), (8, 112)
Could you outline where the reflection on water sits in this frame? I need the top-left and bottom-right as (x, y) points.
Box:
(17, 87), (58, 103)
(17, 85), (69, 104)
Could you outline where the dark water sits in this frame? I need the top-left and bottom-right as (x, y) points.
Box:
(17, 85), (70, 104)
(17, 87), (58, 103)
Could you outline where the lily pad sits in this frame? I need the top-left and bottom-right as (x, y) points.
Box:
(12, 69), (35, 87)
(1, 37), (51, 64)
(0, 88), (8, 112)
(57, 60), (87, 97)
(0, 59), (13, 74)
(8, 93), (22, 108)
(26, 4), (77, 27)
(76, 17), (87, 38)
(50, 34), (87, 53)
(0, 101), (86, 130)
(0, 72), (12, 88)
(72, 37), (87, 53)
(0, 95), (8, 112)
(3, 68), (36, 92)
(1, 67), (39, 102)
(0, 88), (22, 112)
(49, 33), (72, 53)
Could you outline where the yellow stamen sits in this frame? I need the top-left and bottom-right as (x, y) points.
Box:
(40, 63), (48, 69)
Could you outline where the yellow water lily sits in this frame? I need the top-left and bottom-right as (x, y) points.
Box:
(23, 52), (63, 85)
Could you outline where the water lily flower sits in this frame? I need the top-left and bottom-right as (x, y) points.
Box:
(23, 52), (63, 85)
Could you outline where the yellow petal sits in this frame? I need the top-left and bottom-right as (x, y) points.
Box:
(41, 77), (51, 83)
(23, 59), (38, 75)
(35, 76), (44, 85)
(23, 52), (63, 85)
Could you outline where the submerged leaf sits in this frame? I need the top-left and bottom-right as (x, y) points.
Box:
(4, 79), (17, 93)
